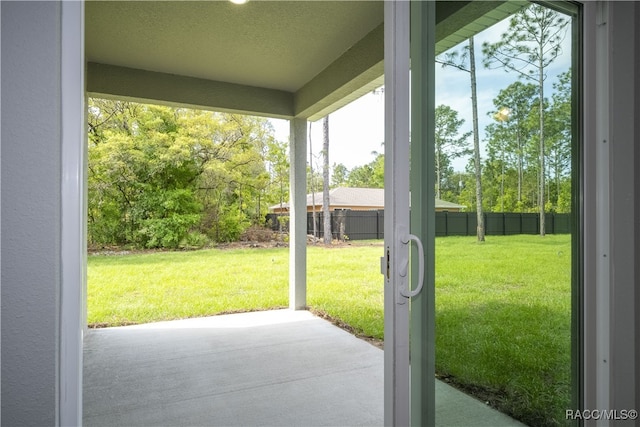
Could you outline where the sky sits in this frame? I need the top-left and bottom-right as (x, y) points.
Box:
(269, 10), (573, 173)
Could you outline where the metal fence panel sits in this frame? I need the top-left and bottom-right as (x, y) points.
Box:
(485, 214), (504, 235)
(266, 211), (571, 239)
(554, 213), (571, 233)
(447, 212), (469, 236)
(546, 214), (553, 234)
(504, 213), (521, 235)
(435, 213), (447, 237)
(467, 214), (478, 236)
(521, 214), (539, 234)
(343, 210), (382, 240)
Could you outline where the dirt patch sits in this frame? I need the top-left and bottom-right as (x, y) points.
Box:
(216, 238), (383, 250)
(88, 321), (139, 329)
(215, 240), (288, 250)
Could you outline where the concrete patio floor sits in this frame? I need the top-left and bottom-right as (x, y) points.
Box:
(83, 309), (524, 426)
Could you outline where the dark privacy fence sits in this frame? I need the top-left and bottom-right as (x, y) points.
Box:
(266, 211), (571, 240)
(435, 212), (571, 237)
(266, 210), (384, 240)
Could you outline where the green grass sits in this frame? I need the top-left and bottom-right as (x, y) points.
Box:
(87, 248), (290, 326)
(435, 235), (571, 426)
(88, 235), (572, 426)
(307, 243), (385, 340)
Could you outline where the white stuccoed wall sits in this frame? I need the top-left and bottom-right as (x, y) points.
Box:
(1, 1), (63, 425)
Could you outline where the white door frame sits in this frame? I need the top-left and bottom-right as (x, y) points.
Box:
(60, 1), (86, 426)
(383, 1), (412, 425)
(383, 2), (432, 425)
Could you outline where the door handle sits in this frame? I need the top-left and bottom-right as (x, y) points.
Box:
(399, 233), (425, 298)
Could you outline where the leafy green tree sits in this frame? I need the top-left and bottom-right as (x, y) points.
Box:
(308, 123), (319, 238)
(434, 105), (471, 200)
(369, 152), (385, 188)
(88, 99), (140, 142)
(346, 153), (384, 188)
(546, 70), (572, 212)
(457, 161), (479, 211)
(331, 163), (349, 188)
(486, 81), (538, 210)
(265, 138), (290, 214)
(88, 99), (276, 247)
(183, 111), (271, 242)
(483, 3), (569, 235)
(90, 104), (204, 248)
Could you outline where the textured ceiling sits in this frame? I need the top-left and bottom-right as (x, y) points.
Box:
(86, 1), (384, 93)
(85, 1), (522, 119)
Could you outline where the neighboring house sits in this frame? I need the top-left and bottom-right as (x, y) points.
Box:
(269, 187), (465, 213)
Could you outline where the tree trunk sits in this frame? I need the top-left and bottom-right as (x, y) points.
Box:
(278, 178), (284, 233)
(555, 149), (560, 206)
(517, 128), (523, 204)
(322, 116), (331, 244)
(469, 37), (485, 242)
(435, 148), (441, 200)
(309, 122), (317, 239)
(538, 53), (546, 236)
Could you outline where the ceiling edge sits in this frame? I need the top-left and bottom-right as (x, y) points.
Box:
(294, 24), (384, 120)
(86, 62), (294, 119)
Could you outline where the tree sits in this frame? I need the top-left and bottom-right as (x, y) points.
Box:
(437, 36), (484, 241)
(88, 99), (276, 247)
(89, 103), (203, 248)
(434, 105), (471, 200)
(331, 163), (349, 188)
(265, 138), (289, 230)
(488, 81), (538, 207)
(546, 70), (572, 212)
(346, 153), (384, 188)
(322, 116), (331, 244)
(468, 37), (485, 241)
(308, 122), (318, 239)
(483, 4), (569, 236)
(182, 111), (270, 242)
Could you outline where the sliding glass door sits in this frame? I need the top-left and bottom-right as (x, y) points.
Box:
(384, 2), (580, 425)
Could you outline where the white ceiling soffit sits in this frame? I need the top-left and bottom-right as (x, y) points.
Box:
(86, 1), (525, 120)
(86, 0), (383, 119)
(435, 1), (529, 54)
(86, 1), (383, 93)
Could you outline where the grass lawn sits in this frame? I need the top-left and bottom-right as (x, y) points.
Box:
(88, 235), (571, 426)
(87, 248), (290, 326)
(435, 235), (571, 426)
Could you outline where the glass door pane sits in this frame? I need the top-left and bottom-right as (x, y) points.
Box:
(431, 2), (579, 426)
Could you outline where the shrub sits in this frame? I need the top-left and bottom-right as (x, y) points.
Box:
(137, 214), (201, 249)
(180, 231), (209, 249)
(209, 204), (249, 243)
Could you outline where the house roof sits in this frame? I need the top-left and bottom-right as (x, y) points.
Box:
(316, 187), (384, 208)
(269, 187), (465, 211)
(434, 199), (467, 210)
